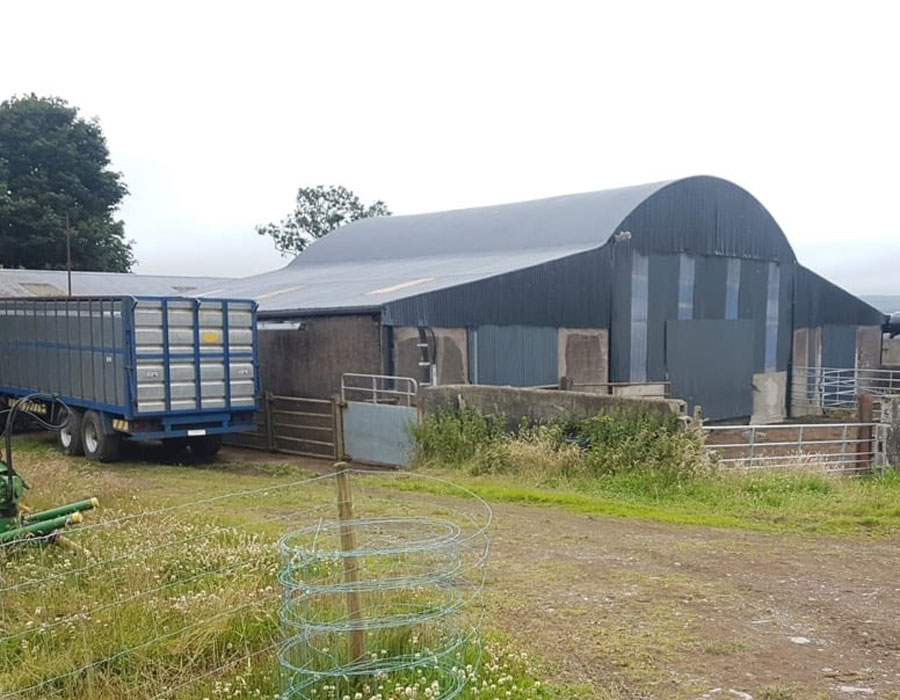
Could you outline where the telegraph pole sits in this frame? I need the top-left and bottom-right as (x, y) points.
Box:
(65, 212), (72, 297)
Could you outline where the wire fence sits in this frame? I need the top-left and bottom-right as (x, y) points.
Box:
(0, 469), (490, 700)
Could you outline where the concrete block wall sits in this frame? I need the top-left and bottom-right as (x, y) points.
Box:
(392, 327), (468, 385)
(558, 329), (609, 388)
(258, 314), (383, 399)
(884, 338), (900, 368)
(422, 384), (685, 430)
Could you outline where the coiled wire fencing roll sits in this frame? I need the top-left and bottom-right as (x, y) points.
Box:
(277, 468), (491, 700)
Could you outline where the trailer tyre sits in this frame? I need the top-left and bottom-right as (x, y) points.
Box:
(188, 434), (222, 459)
(161, 437), (189, 454)
(58, 408), (84, 456)
(81, 411), (121, 463)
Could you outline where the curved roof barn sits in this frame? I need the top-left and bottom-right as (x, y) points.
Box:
(212, 175), (796, 319)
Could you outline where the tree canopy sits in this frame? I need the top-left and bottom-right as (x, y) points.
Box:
(0, 94), (134, 272)
(257, 185), (390, 256)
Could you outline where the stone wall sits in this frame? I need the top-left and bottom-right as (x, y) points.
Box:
(258, 314), (382, 399)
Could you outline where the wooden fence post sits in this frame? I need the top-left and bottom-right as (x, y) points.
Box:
(263, 390), (275, 452)
(334, 463), (365, 663)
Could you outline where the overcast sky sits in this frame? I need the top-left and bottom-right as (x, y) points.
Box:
(3, 1), (898, 294)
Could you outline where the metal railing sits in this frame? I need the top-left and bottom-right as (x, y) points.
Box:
(791, 366), (900, 416)
(224, 392), (337, 459)
(558, 377), (671, 399)
(340, 373), (418, 406)
(705, 421), (878, 474)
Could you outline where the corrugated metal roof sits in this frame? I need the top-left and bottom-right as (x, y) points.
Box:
(206, 247), (592, 316)
(210, 180), (674, 314)
(204, 175), (802, 317)
(0, 269), (234, 298)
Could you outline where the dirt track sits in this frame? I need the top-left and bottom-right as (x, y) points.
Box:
(123, 446), (900, 698)
(214, 446), (900, 699)
(486, 503), (900, 699)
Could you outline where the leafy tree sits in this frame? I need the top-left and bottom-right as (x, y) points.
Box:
(0, 94), (134, 272)
(258, 185), (390, 256)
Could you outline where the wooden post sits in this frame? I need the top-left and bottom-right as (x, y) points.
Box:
(857, 394), (873, 471)
(334, 463), (365, 663)
(263, 390), (275, 452)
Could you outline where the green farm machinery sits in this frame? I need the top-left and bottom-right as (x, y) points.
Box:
(0, 394), (98, 545)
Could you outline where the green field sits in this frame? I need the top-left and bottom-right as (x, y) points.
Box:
(3, 433), (900, 699)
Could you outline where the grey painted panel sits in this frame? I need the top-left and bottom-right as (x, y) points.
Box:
(694, 255), (727, 320)
(738, 259), (768, 373)
(646, 253), (679, 382)
(476, 325), (558, 386)
(764, 262), (781, 372)
(794, 265), (883, 329)
(609, 244), (633, 382)
(343, 402), (418, 467)
(666, 319), (755, 420)
(822, 325), (857, 368)
(383, 247), (611, 329)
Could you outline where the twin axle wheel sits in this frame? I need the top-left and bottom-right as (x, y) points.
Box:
(57, 409), (221, 463)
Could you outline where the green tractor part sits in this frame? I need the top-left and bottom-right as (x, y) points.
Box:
(22, 497), (100, 524)
(0, 460), (99, 545)
(1, 394), (100, 546)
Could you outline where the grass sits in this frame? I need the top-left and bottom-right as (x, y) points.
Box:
(386, 467), (900, 536)
(408, 405), (900, 536)
(0, 439), (557, 700)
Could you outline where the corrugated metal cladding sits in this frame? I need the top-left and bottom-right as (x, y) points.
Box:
(381, 247), (612, 328)
(610, 251), (794, 382)
(619, 177), (796, 263)
(666, 319), (756, 420)
(822, 324), (857, 368)
(793, 265), (883, 329)
(470, 325), (558, 387)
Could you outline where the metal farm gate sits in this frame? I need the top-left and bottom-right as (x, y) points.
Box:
(704, 421), (878, 474)
(339, 373), (419, 468)
(224, 392), (338, 459)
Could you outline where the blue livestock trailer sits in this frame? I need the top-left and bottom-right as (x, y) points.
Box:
(0, 296), (259, 461)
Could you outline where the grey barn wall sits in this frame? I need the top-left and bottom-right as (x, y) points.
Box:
(793, 266), (884, 329)
(258, 314), (382, 399)
(380, 247), (612, 329)
(792, 265), (884, 372)
(242, 178), (883, 422)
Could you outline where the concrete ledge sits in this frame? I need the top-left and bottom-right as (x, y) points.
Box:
(422, 384), (685, 427)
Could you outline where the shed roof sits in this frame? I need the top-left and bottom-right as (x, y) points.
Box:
(204, 175), (791, 316)
(0, 269), (234, 298)
(212, 180), (675, 315)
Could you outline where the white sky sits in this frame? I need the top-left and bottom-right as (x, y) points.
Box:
(3, 1), (898, 294)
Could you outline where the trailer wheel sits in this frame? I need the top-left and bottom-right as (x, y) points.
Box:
(82, 411), (121, 462)
(58, 408), (84, 456)
(188, 435), (222, 459)
(161, 437), (189, 457)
